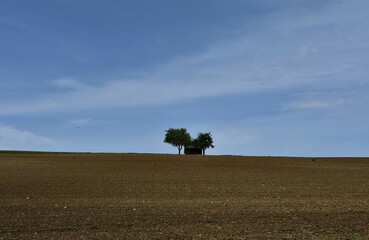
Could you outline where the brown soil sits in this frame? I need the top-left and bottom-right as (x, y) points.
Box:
(1, 154), (369, 239)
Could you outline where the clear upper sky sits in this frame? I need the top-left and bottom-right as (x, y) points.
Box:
(1, 0), (368, 156)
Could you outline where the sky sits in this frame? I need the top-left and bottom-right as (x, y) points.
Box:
(1, 0), (369, 157)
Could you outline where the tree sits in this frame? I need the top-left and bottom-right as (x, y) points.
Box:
(164, 128), (191, 155)
(193, 132), (214, 155)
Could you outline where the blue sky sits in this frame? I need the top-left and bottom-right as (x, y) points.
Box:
(1, 0), (369, 156)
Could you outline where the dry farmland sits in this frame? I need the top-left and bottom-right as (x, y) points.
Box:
(1, 153), (369, 239)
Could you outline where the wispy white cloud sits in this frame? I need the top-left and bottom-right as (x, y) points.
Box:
(0, 78), (265, 115)
(284, 98), (347, 110)
(282, 91), (349, 111)
(1, 0), (368, 116)
(281, 89), (369, 117)
(52, 78), (85, 90)
(0, 123), (55, 150)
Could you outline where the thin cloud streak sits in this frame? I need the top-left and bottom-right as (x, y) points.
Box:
(284, 98), (347, 110)
(0, 123), (55, 150)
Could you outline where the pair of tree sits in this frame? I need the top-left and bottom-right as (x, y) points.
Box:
(164, 128), (214, 155)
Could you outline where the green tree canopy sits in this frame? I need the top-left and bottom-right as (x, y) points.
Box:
(193, 132), (214, 155)
(164, 128), (191, 155)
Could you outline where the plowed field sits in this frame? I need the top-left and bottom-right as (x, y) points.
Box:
(1, 154), (369, 239)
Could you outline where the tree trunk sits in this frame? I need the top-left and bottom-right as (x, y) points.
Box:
(178, 147), (182, 155)
(202, 149), (205, 155)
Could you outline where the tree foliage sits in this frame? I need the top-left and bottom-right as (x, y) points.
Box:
(193, 132), (214, 155)
(164, 128), (191, 155)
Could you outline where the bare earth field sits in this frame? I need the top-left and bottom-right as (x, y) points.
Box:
(1, 154), (369, 239)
